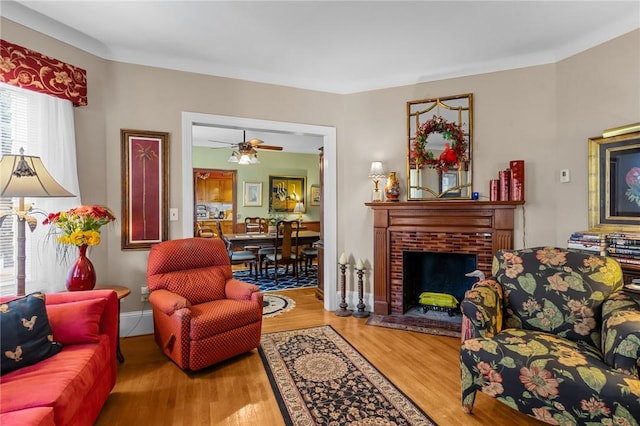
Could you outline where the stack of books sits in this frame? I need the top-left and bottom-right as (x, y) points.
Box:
(567, 231), (609, 256)
(488, 160), (525, 202)
(607, 232), (640, 266)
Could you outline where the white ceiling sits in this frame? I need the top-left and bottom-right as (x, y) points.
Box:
(4, 1), (638, 153)
(4, 1), (639, 95)
(192, 125), (324, 154)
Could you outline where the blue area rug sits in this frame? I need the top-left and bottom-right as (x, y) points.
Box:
(233, 266), (317, 292)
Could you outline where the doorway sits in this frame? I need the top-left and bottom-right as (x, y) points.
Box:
(181, 112), (338, 311)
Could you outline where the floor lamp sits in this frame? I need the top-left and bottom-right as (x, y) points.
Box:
(0, 148), (75, 295)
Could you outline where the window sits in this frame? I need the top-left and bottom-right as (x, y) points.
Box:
(0, 83), (80, 295)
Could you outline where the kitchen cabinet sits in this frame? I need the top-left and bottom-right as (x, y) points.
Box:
(195, 173), (233, 203)
(193, 169), (237, 237)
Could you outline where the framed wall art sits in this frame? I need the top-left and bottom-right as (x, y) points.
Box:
(243, 181), (262, 207)
(269, 175), (306, 212)
(589, 127), (640, 232)
(121, 129), (169, 250)
(310, 184), (321, 206)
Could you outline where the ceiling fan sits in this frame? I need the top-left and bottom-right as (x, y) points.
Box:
(208, 131), (283, 165)
(209, 131), (283, 153)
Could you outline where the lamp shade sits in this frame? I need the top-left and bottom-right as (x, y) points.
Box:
(368, 161), (386, 179)
(293, 201), (305, 213)
(0, 151), (75, 198)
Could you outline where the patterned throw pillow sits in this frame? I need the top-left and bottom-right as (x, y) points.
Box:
(0, 292), (62, 375)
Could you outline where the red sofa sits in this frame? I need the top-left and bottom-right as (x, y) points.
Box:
(0, 290), (118, 426)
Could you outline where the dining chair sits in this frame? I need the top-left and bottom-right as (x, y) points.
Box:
(300, 243), (318, 276)
(244, 217), (267, 233)
(244, 217), (275, 277)
(264, 220), (299, 284)
(217, 221), (258, 279)
(195, 222), (216, 238)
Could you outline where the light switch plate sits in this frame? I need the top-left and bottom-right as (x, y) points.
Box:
(169, 208), (179, 221)
(560, 169), (570, 183)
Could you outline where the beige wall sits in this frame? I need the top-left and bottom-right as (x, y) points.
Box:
(3, 17), (639, 313)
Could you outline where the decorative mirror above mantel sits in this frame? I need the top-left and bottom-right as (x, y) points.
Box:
(406, 93), (473, 200)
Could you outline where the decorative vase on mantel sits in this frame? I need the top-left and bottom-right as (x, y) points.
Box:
(66, 244), (96, 291)
(385, 171), (401, 202)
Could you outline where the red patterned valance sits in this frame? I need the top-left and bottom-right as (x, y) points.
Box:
(0, 39), (87, 106)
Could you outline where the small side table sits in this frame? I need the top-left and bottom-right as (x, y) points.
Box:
(95, 285), (131, 363)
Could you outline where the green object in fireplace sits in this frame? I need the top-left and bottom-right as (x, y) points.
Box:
(418, 292), (459, 309)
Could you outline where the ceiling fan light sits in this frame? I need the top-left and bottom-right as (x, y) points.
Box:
(238, 154), (251, 165)
(251, 155), (260, 164)
(227, 153), (239, 163)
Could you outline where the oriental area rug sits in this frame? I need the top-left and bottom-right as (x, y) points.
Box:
(259, 325), (437, 426)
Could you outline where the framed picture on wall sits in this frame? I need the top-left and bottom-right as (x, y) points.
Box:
(120, 129), (169, 250)
(589, 127), (640, 231)
(243, 181), (262, 206)
(310, 184), (320, 206)
(269, 175), (306, 212)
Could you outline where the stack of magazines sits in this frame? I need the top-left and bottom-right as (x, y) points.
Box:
(567, 231), (608, 256)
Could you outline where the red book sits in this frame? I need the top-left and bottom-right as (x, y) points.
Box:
(489, 179), (499, 201)
(509, 160), (525, 201)
(499, 169), (511, 201)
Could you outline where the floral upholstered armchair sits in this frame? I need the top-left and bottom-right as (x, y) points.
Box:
(460, 247), (640, 424)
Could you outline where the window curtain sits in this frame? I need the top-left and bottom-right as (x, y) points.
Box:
(1, 83), (81, 294)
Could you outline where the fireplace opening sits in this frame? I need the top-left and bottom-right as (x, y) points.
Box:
(402, 251), (478, 315)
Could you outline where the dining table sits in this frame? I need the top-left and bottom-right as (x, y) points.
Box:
(226, 230), (320, 249)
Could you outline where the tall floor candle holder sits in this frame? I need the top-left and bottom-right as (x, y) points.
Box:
(353, 259), (369, 318)
(335, 255), (352, 317)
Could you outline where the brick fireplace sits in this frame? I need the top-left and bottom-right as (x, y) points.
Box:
(365, 201), (523, 315)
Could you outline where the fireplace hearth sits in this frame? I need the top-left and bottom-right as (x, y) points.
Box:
(366, 201), (522, 315)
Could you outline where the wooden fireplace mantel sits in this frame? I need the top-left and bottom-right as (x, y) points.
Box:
(365, 201), (523, 315)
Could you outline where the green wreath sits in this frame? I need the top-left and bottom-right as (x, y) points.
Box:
(411, 115), (467, 173)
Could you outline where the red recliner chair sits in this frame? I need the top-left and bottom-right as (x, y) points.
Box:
(146, 237), (263, 371)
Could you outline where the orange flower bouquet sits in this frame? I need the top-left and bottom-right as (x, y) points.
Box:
(43, 205), (116, 247)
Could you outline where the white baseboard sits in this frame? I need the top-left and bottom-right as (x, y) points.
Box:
(120, 309), (154, 337)
(117, 290), (374, 338)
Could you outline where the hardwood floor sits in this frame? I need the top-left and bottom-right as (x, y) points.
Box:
(96, 287), (541, 425)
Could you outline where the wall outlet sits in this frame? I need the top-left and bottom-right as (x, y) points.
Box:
(140, 286), (149, 303)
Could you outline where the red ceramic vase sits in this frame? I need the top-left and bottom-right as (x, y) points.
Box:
(66, 244), (96, 291)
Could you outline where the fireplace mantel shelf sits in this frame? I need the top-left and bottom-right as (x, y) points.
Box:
(365, 200), (525, 208)
(366, 200), (523, 315)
